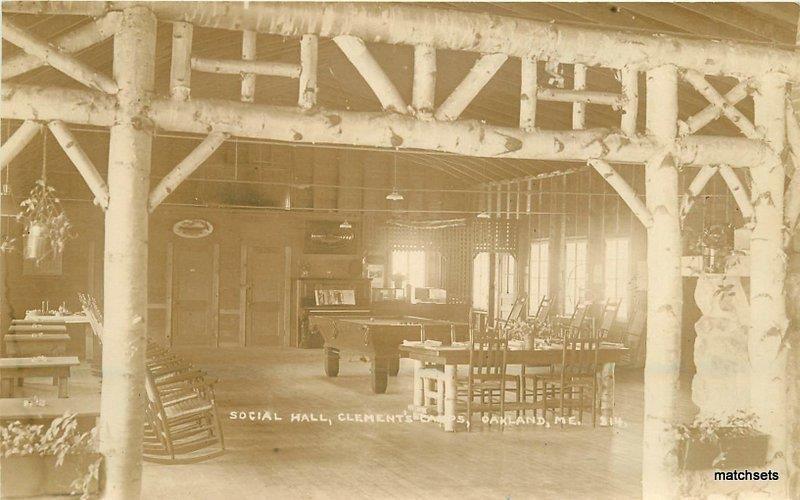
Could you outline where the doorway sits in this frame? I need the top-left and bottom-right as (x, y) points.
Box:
(244, 245), (286, 346)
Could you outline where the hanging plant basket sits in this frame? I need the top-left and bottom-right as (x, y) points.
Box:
(16, 180), (74, 261)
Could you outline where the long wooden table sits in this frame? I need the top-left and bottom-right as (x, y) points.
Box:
(0, 356), (80, 398)
(22, 314), (94, 362)
(4, 333), (71, 357)
(400, 343), (627, 432)
(0, 394), (100, 430)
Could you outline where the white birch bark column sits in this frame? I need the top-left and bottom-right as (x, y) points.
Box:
(750, 71), (790, 486)
(99, 6), (156, 499)
(642, 65), (682, 500)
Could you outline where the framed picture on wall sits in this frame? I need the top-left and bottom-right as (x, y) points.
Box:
(305, 220), (358, 255)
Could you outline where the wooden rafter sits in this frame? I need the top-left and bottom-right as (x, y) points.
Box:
(47, 120), (110, 210)
(588, 159), (653, 227)
(435, 53), (507, 121)
(680, 165), (719, 221)
(333, 36), (408, 113)
(2, 13), (120, 80)
(149, 132), (229, 212)
(191, 57), (301, 79)
(0, 120), (41, 172)
(678, 80), (751, 136)
(298, 35), (318, 109)
(681, 69), (758, 138)
(519, 57), (537, 131)
(1, 18), (118, 94)
(620, 67), (639, 136)
(240, 30), (257, 103)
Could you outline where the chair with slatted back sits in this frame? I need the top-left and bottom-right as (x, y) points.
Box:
(456, 329), (520, 430)
(597, 300), (620, 340)
(559, 301), (590, 339)
(535, 330), (600, 427)
(531, 296), (553, 338)
(620, 299), (647, 367)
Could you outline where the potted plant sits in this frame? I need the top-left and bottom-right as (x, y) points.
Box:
(16, 179), (74, 262)
(675, 411), (769, 471)
(504, 319), (536, 349)
(1, 412), (102, 498)
(700, 224), (734, 273)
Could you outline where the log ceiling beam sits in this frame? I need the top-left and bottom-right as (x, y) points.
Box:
(3, 2), (798, 80)
(47, 120), (110, 210)
(149, 132), (228, 212)
(0, 120), (42, 173)
(588, 159), (653, 227)
(1, 13), (120, 80)
(1, 83), (777, 169)
(1, 18), (118, 94)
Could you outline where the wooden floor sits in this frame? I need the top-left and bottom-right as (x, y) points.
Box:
(136, 347), (698, 500)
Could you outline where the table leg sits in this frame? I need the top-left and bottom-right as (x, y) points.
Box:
(598, 362), (615, 426)
(1, 378), (14, 398)
(323, 347), (340, 377)
(371, 358), (389, 394)
(412, 360), (424, 410)
(58, 377), (69, 398)
(84, 325), (94, 362)
(17, 378), (24, 387)
(388, 356), (400, 376)
(443, 364), (456, 432)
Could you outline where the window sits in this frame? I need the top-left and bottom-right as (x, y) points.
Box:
(472, 252), (490, 311)
(528, 240), (549, 315)
(604, 237), (630, 319)
(498, 253), (516, 295)
(563, 238), (588, 314)
(391, 250), (426, 288)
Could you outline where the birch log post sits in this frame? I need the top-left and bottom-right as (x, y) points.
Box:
(681, 69), (758, 138)
(47, 120), (110, 209)
(169, 22), (193, 101)
(241, 30), (257, 103)
(100, 7), (156, 499)
(572, 63), (587, 129)
(750, 71), (790, 493)
(519, 57), (537, 131)
(298, 34), (318, 109)
(412, 44), (436, 119)
(0, 120), (41, 172)
(620, 67), (638, 136)
(642, 65), (682, 500)
(1, 18), (118, 94)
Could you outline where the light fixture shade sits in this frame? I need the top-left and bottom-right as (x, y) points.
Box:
(386, 190), (404, 201)
(476, 211), (491, 219)
(339, 220), (352, 229)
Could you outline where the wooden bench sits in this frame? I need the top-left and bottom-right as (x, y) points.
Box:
(4, 333), (70, 357)
(0, 356), (80, 398)
(0, 394), (100, 430)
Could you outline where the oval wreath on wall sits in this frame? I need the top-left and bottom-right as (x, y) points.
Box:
(172, 219), (214, 239)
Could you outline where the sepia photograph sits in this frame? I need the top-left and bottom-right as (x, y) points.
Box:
(0, 1), (799, 499)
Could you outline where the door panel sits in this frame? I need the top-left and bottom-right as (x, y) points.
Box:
(246, 246), (284, 346)
(173, 244), (215, 346)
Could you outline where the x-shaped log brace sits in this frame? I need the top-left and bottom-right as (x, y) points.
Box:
(679, 71), (756, 138)
(680, 164), (754, 223)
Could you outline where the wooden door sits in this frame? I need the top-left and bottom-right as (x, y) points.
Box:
(245, 245), (285, 346)
(172, 243), (215, 346)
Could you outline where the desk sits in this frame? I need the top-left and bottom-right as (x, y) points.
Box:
(4, 334), (71, 357)
(310, 315), (468, 394)
(0, 357), (80, 398)
(400, 343), (627, 431)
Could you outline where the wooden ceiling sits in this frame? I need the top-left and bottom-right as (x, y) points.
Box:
(3, 2), (799, 186)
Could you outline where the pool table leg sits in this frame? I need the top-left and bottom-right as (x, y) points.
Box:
(371, 357), (389, 394)
(443, 365), (457, 432)
(323, 348), (340, 377)
(388, 356), (400, 376)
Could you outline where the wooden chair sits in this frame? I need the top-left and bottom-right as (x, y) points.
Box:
(457, 329), (520, 431)
(531, 296), (553, 338)
(531, 330), (600, 427)
(597, 300), (620, 339)
(558, 301), (591, 339)
(620, 299), (647, 367)
(495, 294), (527, 330)
(469, 309), (489, 336)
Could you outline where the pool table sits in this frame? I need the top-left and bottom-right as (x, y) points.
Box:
(309, 315), (468, 394)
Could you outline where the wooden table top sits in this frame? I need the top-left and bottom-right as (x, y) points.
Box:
(399, 342), (627, 366)
(4, 333), (72, 342)
(8, 324), (68, 333)
(22, 314), (89, 324)
(0, 394), (100, 420)
(0, 356), (80, 368)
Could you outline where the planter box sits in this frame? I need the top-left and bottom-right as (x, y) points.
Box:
(678, 429), (768, 471)
(1, 452), (102, 498)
